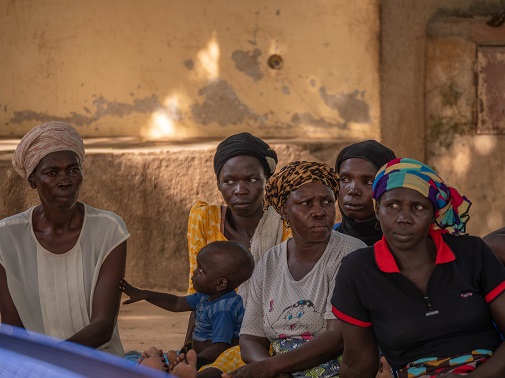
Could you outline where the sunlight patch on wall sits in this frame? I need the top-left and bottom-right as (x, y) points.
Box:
(146, 95), (182, 139)
(451, 142), (471, 178)
(473, 135), (497, 155)
(197, 33), (220, 81)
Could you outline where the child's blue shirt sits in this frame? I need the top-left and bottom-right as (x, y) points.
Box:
(186, 291), (244, 344)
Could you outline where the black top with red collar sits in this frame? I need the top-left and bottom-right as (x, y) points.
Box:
(331, 230), (505, 370)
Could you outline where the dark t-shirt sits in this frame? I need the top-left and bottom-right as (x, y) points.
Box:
(331, 231), (505, 370)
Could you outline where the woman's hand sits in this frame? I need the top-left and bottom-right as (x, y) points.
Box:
(222, 360), (277, 378)
(119, 278), (147, 304)
(375, 356), (394, 378)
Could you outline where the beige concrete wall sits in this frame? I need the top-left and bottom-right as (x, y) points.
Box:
(381, 0), (505, 236)
(425, 16), (505, 236)
(0, 0), (379, 141)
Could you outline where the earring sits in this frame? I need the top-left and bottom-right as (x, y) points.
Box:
(375, 220), (381, 231)
(284, 220), (291, 230)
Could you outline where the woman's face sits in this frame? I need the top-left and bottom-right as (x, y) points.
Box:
(191, 249), (223, 296)
(29, 151), (83, 211)
(376, 187), (434, 252)
(338, 158), (377, 221)
(281, 182), (336, 243)
(217, 155), (266, 217)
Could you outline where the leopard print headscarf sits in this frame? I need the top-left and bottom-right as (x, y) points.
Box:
(265, 161), (339, 214)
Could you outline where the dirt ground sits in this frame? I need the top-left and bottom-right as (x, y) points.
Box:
(118, 292), (190, 353)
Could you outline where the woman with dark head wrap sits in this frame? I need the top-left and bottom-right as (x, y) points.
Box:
(222, 161), (365, 378)
(332, 158), (505, 377)
(183, 132), (290, 376)
(0, 121), (129, 355)
(334, 140), (396, 246)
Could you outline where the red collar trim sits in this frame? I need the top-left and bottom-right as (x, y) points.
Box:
(373, 229), (456, 273)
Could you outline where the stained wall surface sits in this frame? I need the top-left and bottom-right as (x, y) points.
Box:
(381, 0), (505, 236)
(2, 0), (505, 291)
(0, 0), (380, 141)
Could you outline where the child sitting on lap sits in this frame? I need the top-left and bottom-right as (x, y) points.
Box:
(120, 241), (255, 370)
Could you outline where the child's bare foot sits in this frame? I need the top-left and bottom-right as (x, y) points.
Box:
(141, 354), (167, 371)
(139, 347), (167, 372)
(166, 349), (179, 372)
(172, 349), (198, 378)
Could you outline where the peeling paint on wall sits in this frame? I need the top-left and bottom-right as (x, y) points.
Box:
(428, 82), (471, 151)
(231, 48), (264, 81)
(9, 95), (161, 127)
(291, 112), (345, 130)
(191, 79), (266, 126)
(319, 88), (370, 124)
(184, 59), (194, 70)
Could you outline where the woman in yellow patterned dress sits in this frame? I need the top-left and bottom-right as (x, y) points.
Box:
(185, 132), (290, 377)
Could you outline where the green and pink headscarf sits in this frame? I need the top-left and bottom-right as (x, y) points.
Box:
(372, 158), (471, 235)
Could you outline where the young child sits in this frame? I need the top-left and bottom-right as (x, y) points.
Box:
(119, 241), (255, 370)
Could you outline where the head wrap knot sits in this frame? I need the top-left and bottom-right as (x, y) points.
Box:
(265, 161), (339, 214)
(12, 121), (85, 179)
(213, 132), (278, 179)
(335, 139), (396, 172)
(372, 158), (471, 235)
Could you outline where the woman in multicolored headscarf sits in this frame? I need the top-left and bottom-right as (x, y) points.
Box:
(0, 121), (129, 356)
(222, 161), (366, 378)
(332, 158), (505, 377)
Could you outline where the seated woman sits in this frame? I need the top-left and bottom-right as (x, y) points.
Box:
(332, 158), (505, 377)
(334, 140), (396, 246)
(226, 161), (366, 377)
(183, 132), (290, 377)
(334, 140), (397, 377)
(0, 121), (128, 355)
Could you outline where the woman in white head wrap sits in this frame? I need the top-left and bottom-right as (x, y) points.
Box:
(0, 121), (129, 356)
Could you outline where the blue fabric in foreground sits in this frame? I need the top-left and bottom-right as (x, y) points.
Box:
(0, 325), (171, 378)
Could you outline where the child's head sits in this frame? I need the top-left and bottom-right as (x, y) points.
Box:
(191, 241), (255, 296)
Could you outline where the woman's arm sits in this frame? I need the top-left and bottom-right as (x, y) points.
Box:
(466, 293), (505, 377)
(339, 322), (379, 378)
(66, 241), (127, 348)
(0, 264), (24, 327)
(240, 334), (272, 363)
(483, 228), (505, 265)
(227, 319), (344, 378)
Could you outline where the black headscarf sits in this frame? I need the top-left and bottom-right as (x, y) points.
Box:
(334, 140), (396, 246)
(213, 132), (278, 178)
(335, 140), (396, 172)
